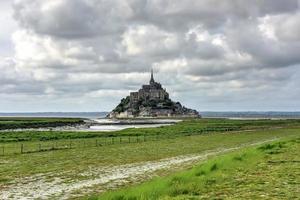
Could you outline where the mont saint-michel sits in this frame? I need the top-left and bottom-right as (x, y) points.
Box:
(108, 70), (200, 118)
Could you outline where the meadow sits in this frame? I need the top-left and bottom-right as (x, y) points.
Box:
(0, 118), (299, 199)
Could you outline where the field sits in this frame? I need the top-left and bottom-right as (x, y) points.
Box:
(0, 118), (299, 199)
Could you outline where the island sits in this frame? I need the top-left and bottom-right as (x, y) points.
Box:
(107, 70), (200, 118)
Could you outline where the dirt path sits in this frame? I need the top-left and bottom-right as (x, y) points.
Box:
(0, 137), (281, 200)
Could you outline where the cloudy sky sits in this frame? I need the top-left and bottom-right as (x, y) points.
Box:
(0, 0), (300, 112)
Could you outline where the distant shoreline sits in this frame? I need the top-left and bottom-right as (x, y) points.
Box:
(0, 111), (300, 119)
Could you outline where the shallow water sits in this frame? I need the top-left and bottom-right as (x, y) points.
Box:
(0, 118), (179, 132)
(92, 118), (181, 124)
(87, 118), (180, 131)
(89, 123), (173, 131)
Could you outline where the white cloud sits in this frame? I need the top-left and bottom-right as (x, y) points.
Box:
(121, 25), (179, 56)
(260, 12), (300, 42)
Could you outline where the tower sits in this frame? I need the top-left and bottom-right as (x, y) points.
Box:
(150, 68), (155, 85)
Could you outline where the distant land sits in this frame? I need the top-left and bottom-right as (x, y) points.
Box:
(0, 112), (107, 118)
(0, 112), (300, 119)
(201, 111), (300, 118)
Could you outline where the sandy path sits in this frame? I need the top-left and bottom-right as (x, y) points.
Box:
(0, 137), (280, 200)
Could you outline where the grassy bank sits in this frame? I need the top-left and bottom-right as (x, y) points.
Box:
(96, 136), (300, 200)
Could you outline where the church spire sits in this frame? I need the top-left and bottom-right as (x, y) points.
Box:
(150, 68), (155, 84)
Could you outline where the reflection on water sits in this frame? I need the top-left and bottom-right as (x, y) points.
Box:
(87, 118), (181, 131)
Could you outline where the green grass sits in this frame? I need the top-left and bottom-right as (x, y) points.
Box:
(95, 137), (300, 200)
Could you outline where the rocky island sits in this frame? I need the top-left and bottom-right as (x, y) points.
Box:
(107, 70), (200, 118)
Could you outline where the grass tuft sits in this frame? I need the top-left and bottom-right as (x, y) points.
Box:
(258, 142), (287, 154)
(233, 153), (246, 161)
(195, 170), (206, 176)
(210, 163), (218, 171)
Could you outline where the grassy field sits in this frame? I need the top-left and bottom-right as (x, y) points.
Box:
(96, 136), (300, 200)
(2, 128), (299, 184)
(0, 118), (300, 155)
(0, 118), (299, 199)
(0, 117), (84, 131)
(1, 118), (300, 142)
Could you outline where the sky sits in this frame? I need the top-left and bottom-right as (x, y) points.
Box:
(0, 0), (300, 112)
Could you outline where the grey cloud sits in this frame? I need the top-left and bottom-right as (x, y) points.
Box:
(12, 0), (300, 75)
(13, 0), (134, 38)
(142, 0), (299, 31)
(14, 0), (299, 38)
(226, 18), (300, 69)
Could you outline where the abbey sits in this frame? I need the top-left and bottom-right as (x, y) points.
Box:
(130, 69), (169, 103)
(108, 70), (200, 118)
